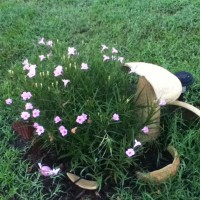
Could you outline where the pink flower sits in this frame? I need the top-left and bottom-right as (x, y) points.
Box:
(54, 70), (62, 77)
(76, 113), (88, 124)
(38, 37), (45, 45)
(59, 125), (65, 131)
(47, 40), (53, 47)
(141, 126), (149, 134)
(26, 65), (36, 78)
(112, 113), (119, 121)
(36, 125), (45, 135)
(81, 63), (89, 70)
(112, 47), (118, 54)
(29, 64), (37, 71)
(60, 128), (68, 137)
(33, 122), (39, 128)
(101, 44), (108, 52)
(159, 99), (166, 106)
(81, 113), (87, 121)
(126, 148), (135, 157)
(38, 163), (60, 176)
(22, 59), (29, 66)
(27, 68), (36, 78)
(118, 57), (124, 63)
(23, 64), (30, 71)
(21, 92), (32, 100)
(25, 103), (33, 110)
(39, 165), (51, 176)
(134, 139), (142, 148)
(59, 126), (68, 136)
(62, 79), (70, 87)
(103, 55), (110, 62)
(22, 59), (30, 70)
(21, 111), (31, 120)
(39, 55), (46, 61)
(54, 65), (63, 77)
(68, 47), (76, 56)
(76, 116), (85, 124)
(32, 109), (40, 118)
(54, 116), (62, 123)
(5, 98), (12, 105)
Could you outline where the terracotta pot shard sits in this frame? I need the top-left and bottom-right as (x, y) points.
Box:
(136, 146), (180, 183)
(66, 172), (99, 190)
(12, 121), (35, 140)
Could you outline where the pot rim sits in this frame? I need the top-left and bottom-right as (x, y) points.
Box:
(136, 145), (180, 183)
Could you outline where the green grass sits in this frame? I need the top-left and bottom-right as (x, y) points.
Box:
(1, 0), (200, 199)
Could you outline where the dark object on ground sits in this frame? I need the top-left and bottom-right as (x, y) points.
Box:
(175, 71), (194, 101)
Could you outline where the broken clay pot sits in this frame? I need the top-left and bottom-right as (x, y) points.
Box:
(66, 172), (99, 190)
(136, 146), (180, 183)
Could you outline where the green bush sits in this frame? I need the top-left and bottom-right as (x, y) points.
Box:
(7, 39), (145, 186)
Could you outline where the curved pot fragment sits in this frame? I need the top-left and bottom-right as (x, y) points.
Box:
(169, 100), (200, 117)
(136, 146), (180, 183)
(66, 172), (99, 190)
(125, 62), (182, 103)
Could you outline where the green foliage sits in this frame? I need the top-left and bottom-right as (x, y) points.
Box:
(9, 40), (143, 184)
(0, 110), (62, 200)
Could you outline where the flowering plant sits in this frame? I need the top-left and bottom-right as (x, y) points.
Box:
(6, 39), (148, 186)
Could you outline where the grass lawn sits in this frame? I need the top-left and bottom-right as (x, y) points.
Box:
(0, 0), (200, 199)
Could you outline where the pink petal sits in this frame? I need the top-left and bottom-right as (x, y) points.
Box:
(112, 113), (119, 121)
(141, 126), (149, 134)
(126, 148), (135, 157)
(159, 99), (167, 106)
(112, 47), (118, 54)
(5, 98), (12, 105)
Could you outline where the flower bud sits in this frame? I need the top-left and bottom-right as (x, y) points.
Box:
(71, 127), (77, 134)
(8, 69), (14, 76)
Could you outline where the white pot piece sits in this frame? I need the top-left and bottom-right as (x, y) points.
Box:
(124, 62), (200, 142)
(125, 62), (182, 103)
